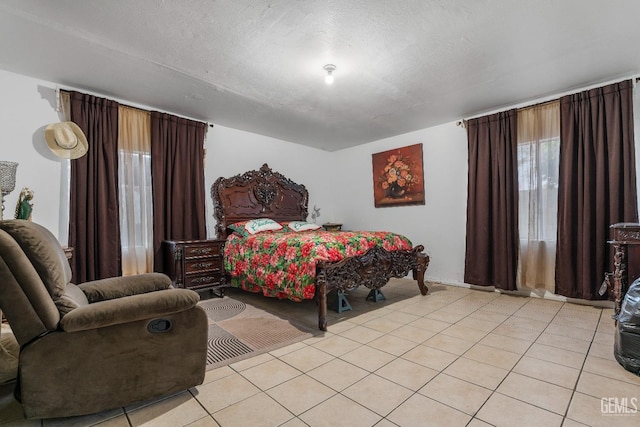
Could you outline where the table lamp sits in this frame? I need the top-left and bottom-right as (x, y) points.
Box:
(0, 161), (18, 220)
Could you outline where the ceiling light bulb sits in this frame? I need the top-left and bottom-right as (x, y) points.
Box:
(323, 64), (336, 85)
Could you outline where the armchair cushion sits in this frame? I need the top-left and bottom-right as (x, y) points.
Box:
(59, 288), (200, 332)
(78, 273), (172, 303)
(55, 283), (89, 315)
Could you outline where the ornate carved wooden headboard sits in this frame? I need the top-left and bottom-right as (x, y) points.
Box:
(211, 164), (309, 238)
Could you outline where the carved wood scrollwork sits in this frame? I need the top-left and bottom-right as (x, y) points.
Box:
(315, 245), (429, 330)
(317, 246), (420, 293)
(612, 243), (627, 316)
(211, 164), (309, 238)
(254, 180), (277, 207)
(616, 230), (640, 242)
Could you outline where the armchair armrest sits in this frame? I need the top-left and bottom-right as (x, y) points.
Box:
(59, 288), (199, 332)
(78, 273), (172, 303)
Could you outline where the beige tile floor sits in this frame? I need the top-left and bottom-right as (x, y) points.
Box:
(2, 280), (640, 426)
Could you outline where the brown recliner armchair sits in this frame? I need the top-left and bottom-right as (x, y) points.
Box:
(0, 220), (208, 419)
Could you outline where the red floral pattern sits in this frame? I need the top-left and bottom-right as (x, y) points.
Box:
(224, 230), (413, 301)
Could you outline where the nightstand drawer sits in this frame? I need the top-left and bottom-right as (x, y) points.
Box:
(184, 272), (223, 290)
(184, 258), (221, 274)
(184, 244), (222, 258)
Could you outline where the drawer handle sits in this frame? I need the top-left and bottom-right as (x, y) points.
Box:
(192, 276), (217, 284)
(192, 262), (214, 269)
(191, 247), (214, 255)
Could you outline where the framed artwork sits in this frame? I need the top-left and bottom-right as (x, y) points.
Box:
(372, 143), (425, 208)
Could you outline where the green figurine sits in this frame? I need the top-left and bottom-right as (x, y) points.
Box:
(15, 187), (34, 220)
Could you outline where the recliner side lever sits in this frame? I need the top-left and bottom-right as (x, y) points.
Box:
(147, 318), (173, 333)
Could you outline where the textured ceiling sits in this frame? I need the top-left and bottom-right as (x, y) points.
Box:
(1, 0), (639, 151)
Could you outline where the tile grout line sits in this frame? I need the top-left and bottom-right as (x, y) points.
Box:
(194, 283), (617, 427)
(558, 306), (605, 424)
(450, 294), (552, 425)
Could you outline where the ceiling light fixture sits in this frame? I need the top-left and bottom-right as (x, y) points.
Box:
(323, 64), (336, 85)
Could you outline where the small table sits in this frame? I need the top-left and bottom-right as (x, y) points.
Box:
(323, 223), (343, 231)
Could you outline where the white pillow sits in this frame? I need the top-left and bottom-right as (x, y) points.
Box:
(244, 218), (283, 234)
(288, 221), (322, 232)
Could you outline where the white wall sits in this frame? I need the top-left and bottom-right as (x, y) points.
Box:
(203, 123), (471, 285)
(0, 68), (471, 285)
(203, 125), (334, 237)
(0, 69), (335, 245)
(9, 67), (633, 288)
(328, 124), (469, 285)
(12, 70), (596, 290)
(0, 70), (68, 241)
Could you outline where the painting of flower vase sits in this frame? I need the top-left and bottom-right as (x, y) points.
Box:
(372, 143), (425, 207)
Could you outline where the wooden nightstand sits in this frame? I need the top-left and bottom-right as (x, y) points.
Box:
(162, 239), (226, 296)
(323, 223), (343, 231)
(62, 246), (73, 262)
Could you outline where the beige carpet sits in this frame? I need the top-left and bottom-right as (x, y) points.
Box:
(199, 278), (425, 370)
(199, 293), (320, 370)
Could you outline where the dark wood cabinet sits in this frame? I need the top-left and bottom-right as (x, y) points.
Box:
(607, 223), (640, 316)
(162, 239), (226, 296)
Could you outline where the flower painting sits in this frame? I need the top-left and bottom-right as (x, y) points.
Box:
(372, 143), (425, 207)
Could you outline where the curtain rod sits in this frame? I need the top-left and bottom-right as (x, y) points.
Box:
(457, 76), (638, 126)
(58, 88), (213, 128)
(456, 98), (559, 128)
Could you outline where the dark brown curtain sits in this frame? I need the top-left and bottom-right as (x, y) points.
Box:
(150, 112), (207, 271)
(68, 91), (121, 282)
(556, 80), (638, 299)
(464, 110), (519, 291)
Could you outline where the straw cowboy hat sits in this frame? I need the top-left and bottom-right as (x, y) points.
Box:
(45, 121), (88, 159)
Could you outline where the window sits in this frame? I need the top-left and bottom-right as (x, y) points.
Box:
(118, 107), (154, 275)
(516, 102), (560, 292)
(517, 136), (560, 241)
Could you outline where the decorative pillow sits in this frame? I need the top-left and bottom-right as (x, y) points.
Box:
(228, 221), (250, 237)
(242, 218), (283, 235)
(288, 221), (322, 232)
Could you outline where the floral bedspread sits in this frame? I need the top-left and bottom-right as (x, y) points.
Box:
(224, 230), (413, 301)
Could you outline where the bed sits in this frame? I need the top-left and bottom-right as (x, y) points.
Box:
(211, 164), (430, 331)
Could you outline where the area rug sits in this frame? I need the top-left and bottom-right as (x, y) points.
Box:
(199, 295), (320, 370)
